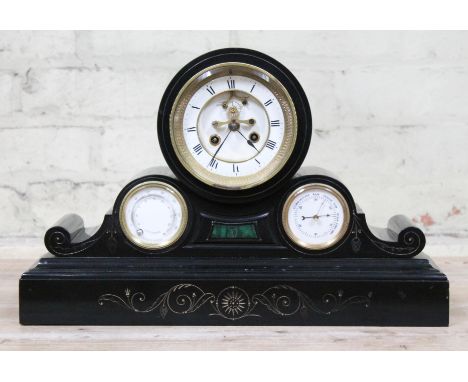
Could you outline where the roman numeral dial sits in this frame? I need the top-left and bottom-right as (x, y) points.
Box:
(169, 60), (299, 191)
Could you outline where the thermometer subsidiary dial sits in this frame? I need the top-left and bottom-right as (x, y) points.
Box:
(282, 183), (351, 251)
(158, 48), (312, 202)
(119, 181), (188, 250)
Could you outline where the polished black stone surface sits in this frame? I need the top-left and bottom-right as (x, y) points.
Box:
(43, 168), (426, 260)
(20, 253), (449, 326)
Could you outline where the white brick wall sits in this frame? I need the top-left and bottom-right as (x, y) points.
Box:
(0, 31), (467, 255)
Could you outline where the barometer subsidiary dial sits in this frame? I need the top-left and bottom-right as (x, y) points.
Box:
(119, 181), (188, 250)
(158, 48), (312, 202)
(282, 183), (351, 251)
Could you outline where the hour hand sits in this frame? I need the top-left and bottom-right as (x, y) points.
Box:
(236, 130), (259, 153)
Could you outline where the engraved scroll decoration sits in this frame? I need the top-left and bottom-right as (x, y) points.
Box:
(98, 284), (372, 321)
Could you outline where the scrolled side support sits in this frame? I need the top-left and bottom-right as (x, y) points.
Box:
(44, 213), (108, 257)
(387, 214), (426, 254)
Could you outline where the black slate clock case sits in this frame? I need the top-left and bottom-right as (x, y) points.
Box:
(41, 167), (426, 260)
(19, 48), (449, 326)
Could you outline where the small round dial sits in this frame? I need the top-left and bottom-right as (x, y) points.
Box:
(282, 183), (350, 250)
(119, 181), (188, 250)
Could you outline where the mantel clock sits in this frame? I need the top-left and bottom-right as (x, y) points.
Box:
(19, 48), (449, 327)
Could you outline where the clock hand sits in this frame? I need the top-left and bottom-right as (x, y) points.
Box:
(209, 130), (232, 162)
(301, 214), (331, 220)
(236, 130), (259, 152)
(301, 203), (326, 221)
(315, 201), (326, 216)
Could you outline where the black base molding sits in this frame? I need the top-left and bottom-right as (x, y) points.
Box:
(19, 254), (449, 326)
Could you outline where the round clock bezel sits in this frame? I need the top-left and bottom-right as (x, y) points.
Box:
(118, 180), (189, 250)
(281, 183), (351, 251)
(169, 62), (298, 190)
(158, 48), (312, 203)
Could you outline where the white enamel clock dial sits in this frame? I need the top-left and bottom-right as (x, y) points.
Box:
(170, 63), (297, 190)
(119, 181), (188, 250)
(282, 184), (350, 250)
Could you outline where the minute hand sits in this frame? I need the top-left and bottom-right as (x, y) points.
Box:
(210, 130), (232, 162)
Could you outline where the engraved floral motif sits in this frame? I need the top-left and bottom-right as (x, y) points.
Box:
(98, 284), (372, 321)
(98, 284), (215, 318)
(219, 287), (248, 317)
(210, 286), (258, 320)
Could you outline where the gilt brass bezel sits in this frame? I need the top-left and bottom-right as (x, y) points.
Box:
(169, 62), (298, 190)
(281, 183), (351, 251)
(119, 181), (188, 250)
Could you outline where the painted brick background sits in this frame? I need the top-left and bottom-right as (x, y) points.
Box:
(0, 31), (467, 255)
